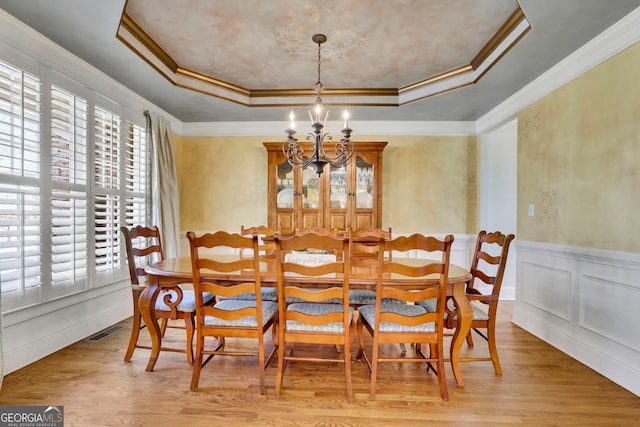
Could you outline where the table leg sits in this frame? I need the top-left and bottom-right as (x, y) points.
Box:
(139, 276), (161, 372)
(450, 282), (471, 387)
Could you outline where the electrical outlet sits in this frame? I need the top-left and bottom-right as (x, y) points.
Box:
(528, 204), (535, 217)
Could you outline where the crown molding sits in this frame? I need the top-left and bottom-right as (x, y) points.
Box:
(181, 120), (477, 137)
(0, 9), (182, 133)
(476, 6), (640, 134)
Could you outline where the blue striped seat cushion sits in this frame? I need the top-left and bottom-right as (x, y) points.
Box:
(285, 303), (354, 332)
(348, 290), (405, 305)
(358, 303), (435, 332)
(202, 300), (279, 327)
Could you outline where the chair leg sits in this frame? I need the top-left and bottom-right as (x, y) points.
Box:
(344, 322), (354, 402)
(487, 323), (502, 375)
(275, 342), (285, 399)
(190, 334), (204, 391)
(435, 342), (449, 401)
(356, 318), (366, 361)
(258, 334), (266, 395)
(184, 314), (195, 366)
(159, 318), (168, 337)
(370, 340), (379, 399)
(344, 341), (353, 402)
(466, 330), (474, 347)
(428, 343), (437, 369)
(124, 290), (142, 362)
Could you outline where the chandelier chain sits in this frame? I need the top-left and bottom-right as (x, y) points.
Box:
(317, 38), (322, 88)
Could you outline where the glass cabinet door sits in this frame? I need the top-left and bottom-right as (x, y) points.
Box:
(301, 167), (320, 209)
(329, 164), (347, 209)
(326, 163), (348, 230)
(355, 156), (374, 209)
(276, 160), (294, 209)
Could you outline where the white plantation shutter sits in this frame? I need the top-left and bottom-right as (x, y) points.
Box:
(50, 85), (88, 287)
(0, 56), (152, 309)
(93, 105), (121, 273)
(0, 60), (42, 295)
(124, 121), (147, 228)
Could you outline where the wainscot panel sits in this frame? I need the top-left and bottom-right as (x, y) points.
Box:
(513, 240), (640, 396)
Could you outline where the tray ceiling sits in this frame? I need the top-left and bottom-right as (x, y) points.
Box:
(1, 0), (639, 122)
(117, 0), (528, 107)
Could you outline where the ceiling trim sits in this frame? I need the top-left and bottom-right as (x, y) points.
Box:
(117, 4), (530, 108)
(181, 120), (478, 137)
(476, 5), (640, 133)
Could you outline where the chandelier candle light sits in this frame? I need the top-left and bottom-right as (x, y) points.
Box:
(283, 34), (354, 176)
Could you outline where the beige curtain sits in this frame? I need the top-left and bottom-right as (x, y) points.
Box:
(145, 111), (181, 258)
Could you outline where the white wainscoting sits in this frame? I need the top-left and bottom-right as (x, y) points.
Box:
(2, 282), (131, 375)
(513, 240), (640, 396)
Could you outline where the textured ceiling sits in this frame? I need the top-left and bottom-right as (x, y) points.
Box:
(1, 0), (639, 123)
(123, 0), (518, 89)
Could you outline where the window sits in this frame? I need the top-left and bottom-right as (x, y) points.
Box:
(0, 57), (151, 310)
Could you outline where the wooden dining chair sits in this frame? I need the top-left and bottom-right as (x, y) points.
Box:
(273, 231), (354, 401)
(356, 233), (454, 400)
(120, 225), (214, 365)
(350, 227), (392, 259)
(348, 227), (394, 307)
(420, 230), (514, 375)
(187, 231), (279, 393)
(240, 225), (277, 259)
(233, 225), (278, 302)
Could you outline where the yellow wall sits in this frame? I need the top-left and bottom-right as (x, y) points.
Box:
(175, 134), (478, 234)
(518, 41), (640, 251)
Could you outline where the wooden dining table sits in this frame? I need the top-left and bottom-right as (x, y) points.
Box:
(141, 255), (473, 386)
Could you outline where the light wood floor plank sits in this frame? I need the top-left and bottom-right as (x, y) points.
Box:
(0, 301), (637, 426)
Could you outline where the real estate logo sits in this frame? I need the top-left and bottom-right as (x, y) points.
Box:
(0, 406), (64, 427)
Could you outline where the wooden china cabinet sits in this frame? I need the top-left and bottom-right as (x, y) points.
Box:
(263, 141), (387, 233)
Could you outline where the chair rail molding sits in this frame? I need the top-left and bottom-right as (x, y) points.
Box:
(513, 239), (640, 396)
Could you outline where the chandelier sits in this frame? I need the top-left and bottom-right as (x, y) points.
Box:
(283, 34), (354, 176)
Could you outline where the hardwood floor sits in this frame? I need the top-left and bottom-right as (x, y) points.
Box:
(0, 301), (637, 426)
